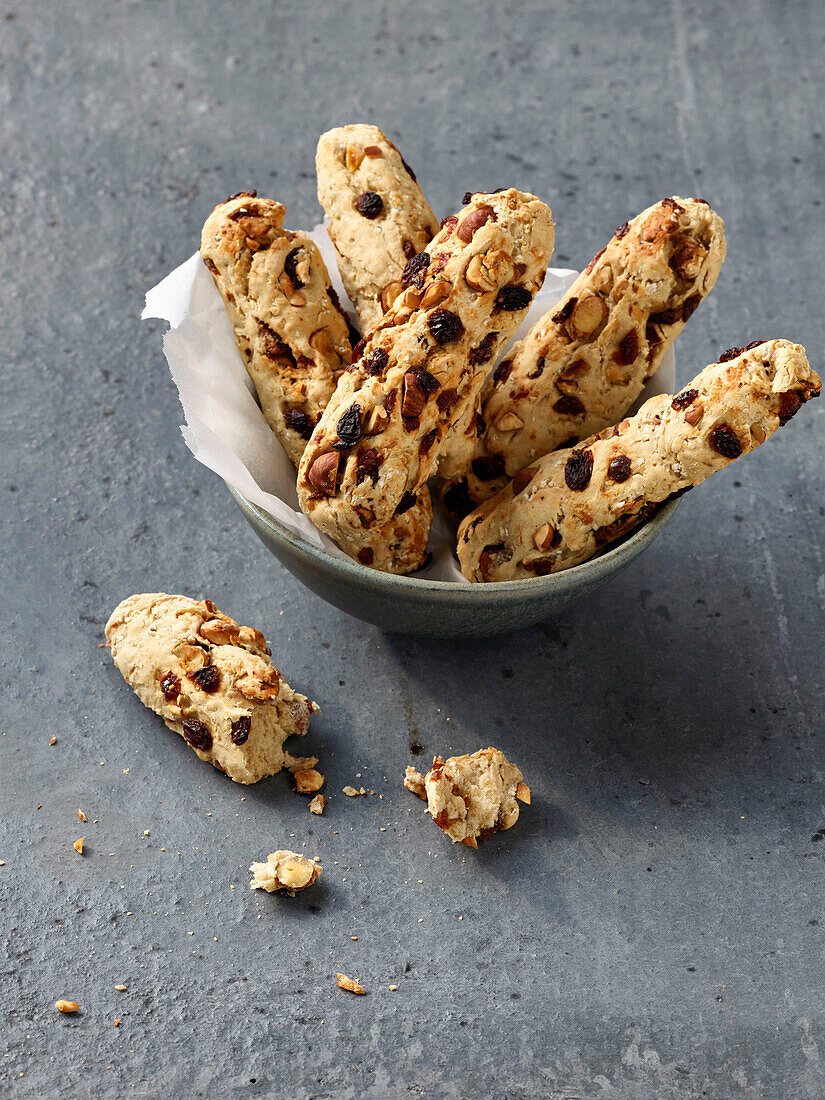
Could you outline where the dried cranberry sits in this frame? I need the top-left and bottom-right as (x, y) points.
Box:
(428, 309), (465, 344)
(468, 332), (498, 366)
(564, 448), (594, 491)
(160, 671), (180, 701)
(436, 388), (458, 412)
(708, 424), (743, 459)
(671, 388), (698, 410)
(182, 718), (212, 751)
(203, 257), (219, 275)
(334, 404), (362, 449)
(471, 455), (506, 481)
(230, 716), (251, 745)
(385, 390), (397, 414)
(226, 190), (257, 202)
(559, 359), (589, 383)
(613, 330), (639, 365)
(355, 448), (381, 485)
(528, 357), (545, 379)
(495, 286), (532, 312)
(650, 307), (681, 326)
(261, 326), (295, 363)
(394, 491), (417, 515)
(354, 192), (384, 219)
(552, 298), (576, 325)
(357, 547), (375, 565)
(681, 294), (702, 321)
(779, 391), (803, 424)
(585, 247), (606, 274)
(419, 429), (438, 456)
(189, 665), (220, 693)
(364, 348), (389, 376)
(283, 407), (314, 440)
(483, 362), (511, 393)
(553, 395), (585, 417)
(662, 197), (685, 213)
(443, 480), (473, 518)
(228, 205), (260, 221)
(402, 251), (430, 289)
(351, 337), (367, 362)
(719, 340), (764, 363)
(402, 239), (417, 260)
(607, 455), (631, 482)
(615, 221), (631, 239)
(283, 247), (304, 288)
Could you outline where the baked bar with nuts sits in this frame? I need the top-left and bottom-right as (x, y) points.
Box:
(316, 124), (439, 333)
(297, 189), (554, 565)
(249, 850), (322, 894)
(201, 191), (355, 468)
(405, 747), (531, 848)
(443, 196), (726, 512)
(458, 340), (820, 581)
(105, 593), (318, 784)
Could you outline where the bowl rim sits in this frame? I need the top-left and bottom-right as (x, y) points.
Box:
(229, 485), (681, 599)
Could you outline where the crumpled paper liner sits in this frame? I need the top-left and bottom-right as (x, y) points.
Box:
(143, 223), (675, 582)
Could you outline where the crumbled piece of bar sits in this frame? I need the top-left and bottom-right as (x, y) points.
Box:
(413, 746), (530, 848)
(294, 768), (325, 794)
(403, 766), (427, 800)
(249, 850), (322, 895)
(308, 794), (326, 815)
(336, 972), (366, 995)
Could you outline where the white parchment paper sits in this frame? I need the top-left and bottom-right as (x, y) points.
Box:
(143, 224), (675, 582)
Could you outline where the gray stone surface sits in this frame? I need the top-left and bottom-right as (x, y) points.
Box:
(2, 0), (824, 1095)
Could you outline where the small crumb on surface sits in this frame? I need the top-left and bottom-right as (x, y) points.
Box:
(55, 1000), (80, 1014)
(77, 809), (86, 822)
(336, 973), (366, 995)
(308, 794), (326, 815)
(73, 838), (84, 855)
(49, 737), (57, 746)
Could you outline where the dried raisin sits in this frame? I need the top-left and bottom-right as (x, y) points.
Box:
(160, 671), (180, 701)
(607, 455), (631, 482)
(428, 309), (464, 344)
(471, 455), (506, 481)
(402, 251), (430, 289)
(564, 448), (594, 491)
(189, 665), (220, 693)
(493, 359), (513, 385)
(283, 407), (314, 440)
(495, 286), (532, 312)
(394, 491), (417, 515)
(182, 718), (212, 751)
(468, 332), (498, 366)
(231, 716), (251, 746)
(708, 424), (743, 459)
(364, 348), (389, 376)
(354, 192), (383, 218)
(334, 404), (362, 449)
(553, 395), (585, 417)
(671, 388), (698, 411)
(284, 247), (304, 288)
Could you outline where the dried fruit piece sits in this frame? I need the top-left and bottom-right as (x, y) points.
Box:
(553, 395), (585, 417)
(283, 247), (305, 288)
(471, 455), (506, 482)
(468, 332), (498, 366)
(779, 391), (803, 424)
(182, 718), (212, 752)
(334, 404), (363, 449)
(230, 716), (251, 745)
(189, 665), (221, 693)
(494, 285), (532, 312)
(354, 192), (384, 219)
(363, 348), (389, 377)
(401, 251), (430, 289)
(283, 407), (314, 441)
(614, 221), (631, 239)
(493, 359), (513, 385)
(394, 491), (418, 516)
(336, 973), (366, 995)
(671, 388), (698, 410)
(427, 308), (465, 344)
(564, 448), (594, 491)
(613, 330), (639, 366)
(357, 547), (374, 565)
(307, 452), (340, 494)
(607, 455), (632, 482)
(708, 423), (743, 459)
(159, 671), (181, 701)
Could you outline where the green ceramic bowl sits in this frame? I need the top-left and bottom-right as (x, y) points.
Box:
(229, 486), (680, 638)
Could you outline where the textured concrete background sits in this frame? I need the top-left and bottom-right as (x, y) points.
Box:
(2, 1), (824, 1096)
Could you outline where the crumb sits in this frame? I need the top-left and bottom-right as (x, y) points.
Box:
(77, 809), (86, 822)
(114, 1019), (120, 1027)
(342, 786), (364, 797)
(73, 838), (84, 855)
(336, 973), (365, 995)
(308, 794), (326, 815)
(403, 767), (427, 800)
(114, 985), (126, 992)
(55, 1000), (80, 1013)
(389, 985), (398, 991)
(49, 737), (57, 746)
(249, 850), (322, 895)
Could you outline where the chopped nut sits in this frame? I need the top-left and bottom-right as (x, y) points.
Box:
(457, 204), (496, 242)
(199, 618), (240, 645)
(307, 452), (340, 495)
(402, 286), (422, 309)
(570, 295), (607, 337)
(308, 794), (326, 815)
(77, 809), (86, 822)
(73, 838), (84, 855)
(114, 1019), (120, 1027)
(363, 406), (389, 436)
(55, 1000), (81, 1014)
(380, 281), (403, 312)
(515, 782), (531, 804)
(495, 411), (524, 432)
(309, 328), (337, 362)
(294, 768), (325, 794)
(465, 249), (512, 293)
(533, 524), (558, 551)
(404, 767), (427, 800)
(420, 279), (450, 309)
(345, 144), (365, 172)
(336, 973), (366, 995)
(234, 665), (281, 702)
(684, 403), (704, 426)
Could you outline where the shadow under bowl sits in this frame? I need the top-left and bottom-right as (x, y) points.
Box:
(229, 486), (680, 638)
